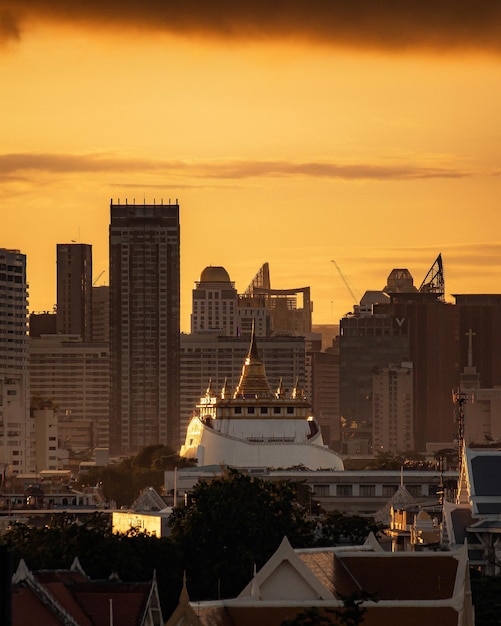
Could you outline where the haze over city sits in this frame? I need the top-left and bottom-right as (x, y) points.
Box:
(2, 1), (501, 331)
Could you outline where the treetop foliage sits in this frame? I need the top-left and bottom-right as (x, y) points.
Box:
(75, 444), (195, 507)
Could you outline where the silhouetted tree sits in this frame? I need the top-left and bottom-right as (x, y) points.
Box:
(168, 468), (315, 600)
(315, 510), (383, 547)
(75, 444), (195, 507)
(3, 513), (183, 620)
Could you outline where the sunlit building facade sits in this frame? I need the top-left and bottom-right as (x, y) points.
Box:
(109, 202), (180, 455)
(191, 266), (239, 335)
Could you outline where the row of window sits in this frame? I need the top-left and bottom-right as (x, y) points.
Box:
(314, 483), (426, 497)
(232, 406), (295, 415)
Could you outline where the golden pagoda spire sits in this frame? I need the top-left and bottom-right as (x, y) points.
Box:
(233, 320), (272, 399)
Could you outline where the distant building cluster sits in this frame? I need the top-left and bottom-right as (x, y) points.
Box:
(1, 203), (501, 481)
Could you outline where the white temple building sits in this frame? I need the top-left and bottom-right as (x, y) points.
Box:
(180, 326), (344, 471)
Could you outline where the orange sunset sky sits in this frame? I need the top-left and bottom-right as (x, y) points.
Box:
(2, 1), (501, 332)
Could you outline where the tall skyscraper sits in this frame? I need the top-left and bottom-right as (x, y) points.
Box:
(109, 202), (180, 455)
(56, 243), (93, 340)
(0, 249), (32, 473)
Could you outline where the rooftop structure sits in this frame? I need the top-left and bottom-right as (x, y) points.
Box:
(190, 265), (238, 336)
(241, 262), (312, 336)
(180, 326), (343, 470)
(167, 534), (473, 626)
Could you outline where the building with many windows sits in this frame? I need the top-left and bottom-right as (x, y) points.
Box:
(373, 362), (414, 453)
(29, 334), (110, 451)
(190, 266), (238, 335)
(56, 243), (93, 340)
(109, 202), (180, 455)
(0, 248), (32, 474)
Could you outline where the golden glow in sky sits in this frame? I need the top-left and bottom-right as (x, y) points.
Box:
(2, 2), (501, 331)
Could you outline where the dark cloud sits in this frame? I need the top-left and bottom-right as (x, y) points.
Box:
(0, 9), (20, 42)
(2, 1), (501, 52)
(0, 152), (470, 181)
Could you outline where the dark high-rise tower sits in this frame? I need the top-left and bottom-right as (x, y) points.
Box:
(109, 202), (180, 455)
(56, 243), (93, 340)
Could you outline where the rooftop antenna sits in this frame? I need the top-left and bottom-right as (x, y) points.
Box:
(452, 388), (467, 490)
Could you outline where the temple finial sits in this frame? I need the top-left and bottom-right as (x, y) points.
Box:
(248, 318), (259, 361)
(275, 378), (284, 399)
(233, 319), (272, 398)
(205, 378), (215, 398)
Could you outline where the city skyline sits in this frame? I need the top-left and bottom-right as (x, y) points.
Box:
(3, 3), (501, 331)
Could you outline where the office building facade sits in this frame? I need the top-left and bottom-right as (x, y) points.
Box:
(372, 362), (414, 453)
(0, 249), (32, 473)
(109, 202), (180, 455)
(29, 334), (110, 450)
(191, 266), (239, 335)
(56, 243), (93, 340)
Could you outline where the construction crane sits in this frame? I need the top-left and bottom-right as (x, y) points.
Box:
(92, 270), (105, 286)
(331, 260), (360, 304)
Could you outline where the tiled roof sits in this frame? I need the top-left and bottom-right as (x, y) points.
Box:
(296, 552), (335, 594)
(12, 587), (63, 626)
(12, 563), (159, 626)
(72, 583), (152, 626)
(182, 604), (462, 626)
(336, 554), (458, 601)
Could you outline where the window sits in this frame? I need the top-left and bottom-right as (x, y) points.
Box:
(382, 484), (398, 497)
(407, 485), (422, 497)
(337, 485), (353, 497)
(247, 407), (255, 415)
(314, 485), (329, 497)
(359, 484), (376, 497)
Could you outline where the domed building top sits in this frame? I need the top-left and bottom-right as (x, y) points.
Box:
(200, 266), (231, 283)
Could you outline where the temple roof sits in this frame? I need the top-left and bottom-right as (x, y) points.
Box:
(233, 324), (272, 399)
